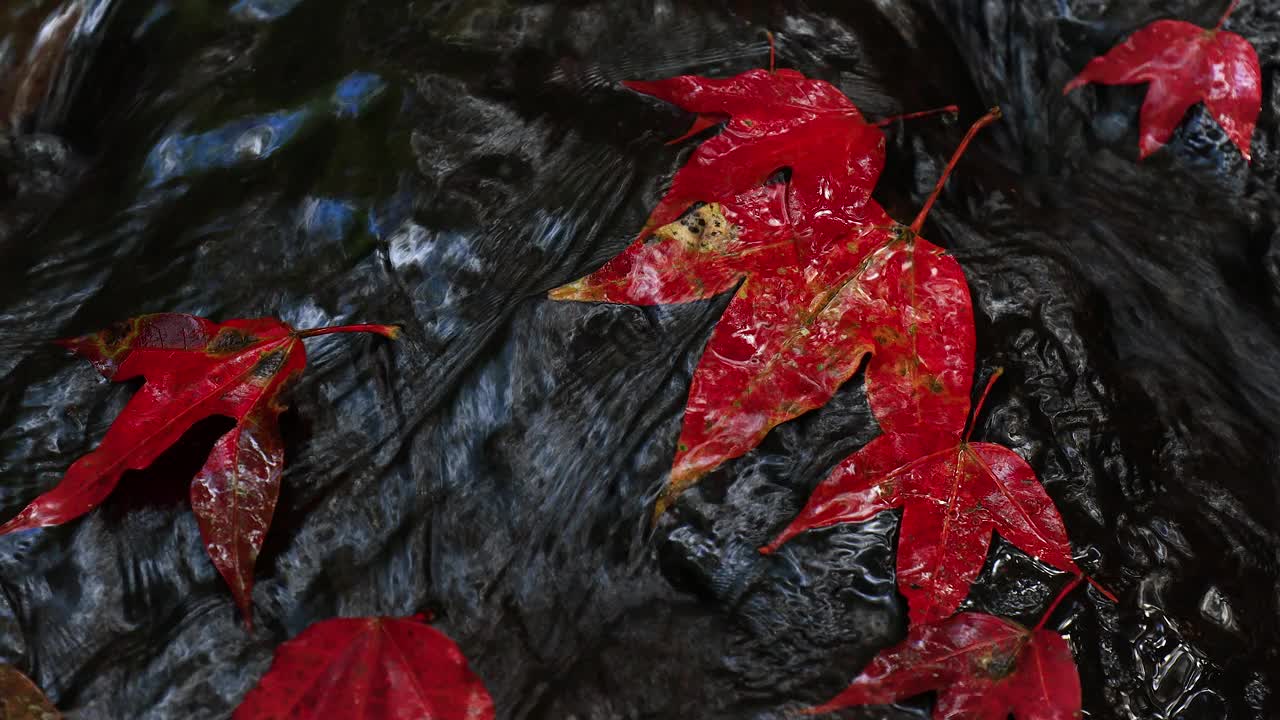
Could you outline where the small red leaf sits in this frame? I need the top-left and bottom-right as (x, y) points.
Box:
(1064, 9), (1261, 161)
(806, 612), (1081, 720)
(765, 430), (1080, 624)
(0, 313), (398, 625)
(234, 616), (494, 720)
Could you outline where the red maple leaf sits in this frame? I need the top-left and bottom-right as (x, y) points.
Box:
(763, 365), (1080, 624)
(623, 68), (889, 252)
(0, 313), (399, 625)
(804, 612), (1081, 719)
(1064, 1), (1260, 161)
(233, 615), (494, 720)
(759, 110), (1083, 624)
(1, 662), (60, 719)
(551, 68), (974, 517)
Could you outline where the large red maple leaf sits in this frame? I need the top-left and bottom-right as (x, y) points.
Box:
(1064, 1), (1260, 161)
(804, 612), (1081, 719)
(0, 313), (398, 624)
(552, 68), (902, 517)
(234, 615), (494, 719)
(762, 110), (1083, 625)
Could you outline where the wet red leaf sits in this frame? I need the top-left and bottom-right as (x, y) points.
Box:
(763, 424), (1080, 624)
(233, 615), (494, 720)
(0, 663), (60, 719)
(763, 110), (1081, 625)
(0, 313), (398, 625)
(551, 68), (896, 516)
(857, 227), (975, 447)
(1064, 1), (1260, 161)
(625, 68), (889, 253)
(804, 612), (1081, 720)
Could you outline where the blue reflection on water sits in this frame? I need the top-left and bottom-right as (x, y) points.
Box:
(144, 73), (387, 186)
(230, 0), (304, 22)
(299, 197), (358, 243)
(144, 110), (311, 186)
(368, 191), (412, 241)
(332, 73), (387, 119)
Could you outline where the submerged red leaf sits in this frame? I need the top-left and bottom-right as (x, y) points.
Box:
(233, 616), (494, 720)
(1064, 2), (1260, 160)
(0, 663), (60, 719)
(0, 313), (398, 624)
(805, 612), (1081, 719)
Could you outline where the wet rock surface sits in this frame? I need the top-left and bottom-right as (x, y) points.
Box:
(0, 1), (1277, 718)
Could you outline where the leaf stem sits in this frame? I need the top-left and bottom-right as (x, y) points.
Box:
(872, 104), (960, 128)
(1086, 575), (1119, 603)
(1216, 0), (1240, 30)
(963, 367), (1004, 444)
(1033, 574), (1084, 632)
(909, 106), (1002, 235)
(296, 323), (402, 340)
(767, 30), (776, 72)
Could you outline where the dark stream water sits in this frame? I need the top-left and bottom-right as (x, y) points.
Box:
(2, 1), (1279, 718)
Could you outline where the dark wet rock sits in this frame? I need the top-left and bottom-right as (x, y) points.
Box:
(0, 1), (1277, 718)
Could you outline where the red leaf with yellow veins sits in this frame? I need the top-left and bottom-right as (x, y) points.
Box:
(0, 313), (399, 625)
(0, 663), (60, 719)
(1064, 1), (1260, 161)
(857, 227), (975, 445)
(234, 615), (494, 720)
(804, 612), (1081, 720)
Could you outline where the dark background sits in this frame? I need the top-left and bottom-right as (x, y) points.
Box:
(2, 0), (1278, 717)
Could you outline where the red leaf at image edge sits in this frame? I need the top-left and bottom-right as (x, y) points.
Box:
(0, 314), (399, 625)
(804, 612), (1081, 720)
(233, 616), (495, 720)
(1064, 1), (1261, 161)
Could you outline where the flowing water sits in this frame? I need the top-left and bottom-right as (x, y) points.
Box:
(1, 1), (1278, 718)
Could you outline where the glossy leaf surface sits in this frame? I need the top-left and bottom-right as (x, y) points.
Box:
(764, 423), (1079, 624)
(0, 663), (60, 719)
(625, 68), (888, 253)
(856, 227), (975, 443)
(0, 313), (398, 623)
(1064, 10), (1261, 160)
(234, 616), (494, 720)
(806, 612), (1081, 719)
(551, 68), (896, 516)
